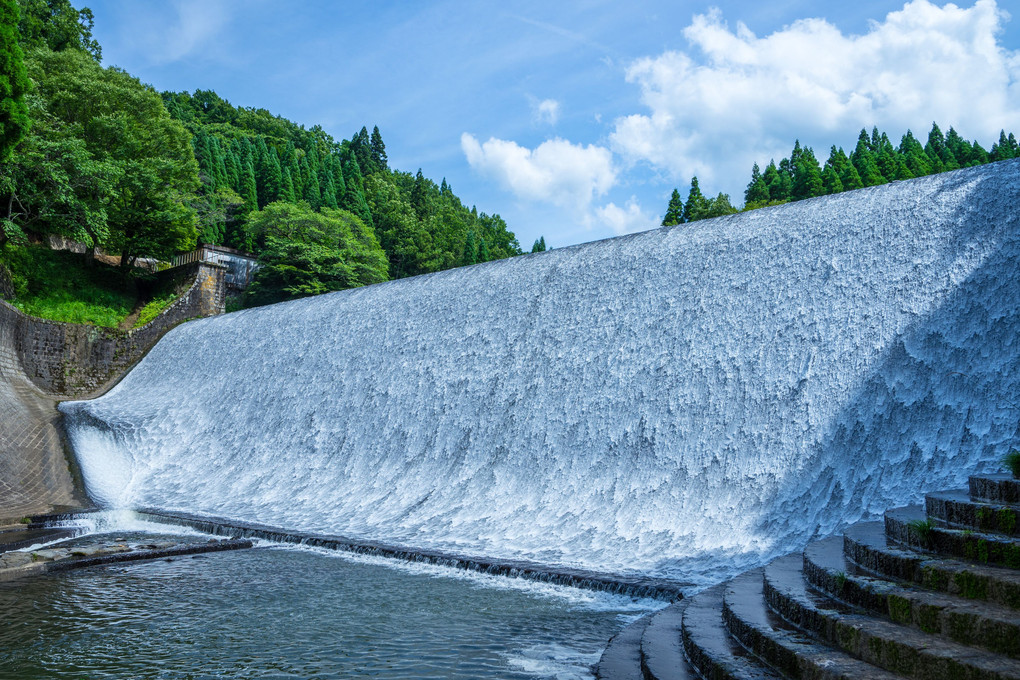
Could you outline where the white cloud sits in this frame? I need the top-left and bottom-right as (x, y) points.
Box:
(596, 199), (659, 235)
(117, 0), (233, 66)
(610, 0), (1020, 197)
(461, 134), (616, 211)
(532, 98), (561, 126)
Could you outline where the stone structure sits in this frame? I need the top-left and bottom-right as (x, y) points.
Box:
(598, 473), (1020, 680)
(0, 261), (226, 520)
(6, 261), (225, 398)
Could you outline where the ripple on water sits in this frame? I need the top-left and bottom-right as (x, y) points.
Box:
(0, 542), (659, 679)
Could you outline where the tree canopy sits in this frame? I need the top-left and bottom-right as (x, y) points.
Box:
(663, 122), (1019, 225)
(244, 201), (389, 306)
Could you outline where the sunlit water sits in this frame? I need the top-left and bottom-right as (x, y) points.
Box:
(61, 162), (1020, 586)
(0, 540), (659, 679)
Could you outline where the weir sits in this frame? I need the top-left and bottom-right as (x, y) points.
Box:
(60, 160), (1020, 587)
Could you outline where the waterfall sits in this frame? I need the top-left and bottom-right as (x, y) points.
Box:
(61, 160), (1020, 586)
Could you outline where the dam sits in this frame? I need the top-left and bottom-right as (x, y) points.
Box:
(58, 159), (1020, 589)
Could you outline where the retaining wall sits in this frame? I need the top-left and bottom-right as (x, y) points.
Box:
(4, 262), (225, 399)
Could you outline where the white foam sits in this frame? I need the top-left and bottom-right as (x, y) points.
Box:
(60, 161), (1020, 586)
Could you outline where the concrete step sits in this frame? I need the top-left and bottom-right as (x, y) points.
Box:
(680, 583), (782, 680)
(885, 505), (1020, 569)
(926, 489), (1020, 536)
(723, 568), (901, 680)
(597, 613), (652, 680)
(0, 527), (77, 553)
(844, 520), (1020, 610)
(804, 536), (1020, 658)
(640, 601), (698, 680)
(764, 553), (1020, 679)
(971, 475), (1020, 505)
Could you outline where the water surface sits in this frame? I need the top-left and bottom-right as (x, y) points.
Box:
(0, 543), (657, 679)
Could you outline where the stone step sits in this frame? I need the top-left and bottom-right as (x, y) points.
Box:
(640, 601), (698, 680)
(596, 613), (652, 680)
(764, 553), (1020, 679)
(804, 536), (1020, 658)
(680, 583), (782, 680)
(722, 568), (900, 680)
(971, 474), (1020, 505)
(844, 520), (1020, 610)
(926, 489), (1020, 535)
(885, 505), (1020, 569)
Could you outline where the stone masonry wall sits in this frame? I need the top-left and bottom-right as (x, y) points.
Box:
(6, 262), (226, 399)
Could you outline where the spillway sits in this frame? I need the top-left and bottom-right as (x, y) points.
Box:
(60, 161), (1020, 586)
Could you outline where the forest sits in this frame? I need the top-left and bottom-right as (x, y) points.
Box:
(663, 124), (1020, 225)
(0, 0), (527, 310)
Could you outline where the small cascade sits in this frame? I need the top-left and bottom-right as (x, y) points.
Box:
(60, 161), (1020, 586)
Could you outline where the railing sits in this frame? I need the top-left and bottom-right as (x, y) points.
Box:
(136, 246), (260, 289)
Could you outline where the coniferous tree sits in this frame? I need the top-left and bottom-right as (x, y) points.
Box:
(898, 130), (932, 177)
(661, 188), (685, 226)
(762, 161), (786, 202)
(282, 167), (296, 203)
(839, 162), (864, 191)
(462, 230), (477, 266)
(682, 176), (710, 222)
(240, 159), (258, 212)
(821, 165), (843, 194)
(925, 122), (956, 172)
(477, 236), (488, 263)
(791, 145), (823, 200)
(410, 168), (429, 220)
(370, 125), (387, 170)
(744, 163), (769, 205)
(851, 131), (885, 186)
(531, 236), (546, 253)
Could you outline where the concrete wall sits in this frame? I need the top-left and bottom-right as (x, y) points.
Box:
(0, 260), (226, 518)
(4, 262), (226, 399)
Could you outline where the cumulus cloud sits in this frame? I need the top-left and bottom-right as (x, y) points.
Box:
(610, 0), (1020, 194)
(532, 98), (561, 125)
(461, 134), (616, 211)
(596, 199), (659, 235)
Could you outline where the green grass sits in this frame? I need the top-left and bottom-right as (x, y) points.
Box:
(133, 291), (178, 328)
(908, 518), (937, 549)
(2, 243), (136, 328)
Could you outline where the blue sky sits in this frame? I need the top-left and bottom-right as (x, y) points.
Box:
(86, 1), (1020, 249)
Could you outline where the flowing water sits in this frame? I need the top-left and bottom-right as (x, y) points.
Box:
(60, 160), (1020, 587)
(0, 540), (657, 679)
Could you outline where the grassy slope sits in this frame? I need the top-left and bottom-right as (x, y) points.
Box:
(1, 244), (137, 328)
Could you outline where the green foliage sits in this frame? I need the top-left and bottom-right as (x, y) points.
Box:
(0, 0), (31, 165)
(672, 121), (1018, 222)
(682, 176), (709, 223)
(16, 0), (99, 59)
(531, 236), (547, 253)
(1004, 449), (1020, 479)
(744, 163), (769, 205)
(132, 287), (179, 328)
(243, 202), (389, 307)
(661, 188), (684, 226)
(1, 242), (134, 326)
(4, 48), (199, 263)
(908, 518), (936, 549)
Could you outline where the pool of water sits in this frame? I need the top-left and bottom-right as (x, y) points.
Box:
(0, 541), (660, 679)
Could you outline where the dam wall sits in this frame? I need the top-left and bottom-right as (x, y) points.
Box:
(61, 161), (1020, 585)
(0, 261), (225, 519)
